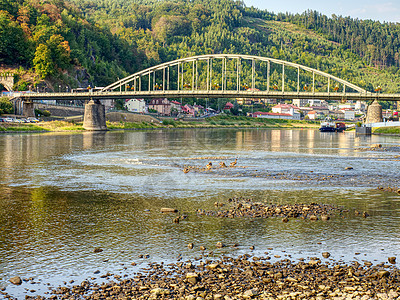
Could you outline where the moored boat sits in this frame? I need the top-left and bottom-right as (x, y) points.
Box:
(319, 117), (336, 132)
(319, 118), (346, 132)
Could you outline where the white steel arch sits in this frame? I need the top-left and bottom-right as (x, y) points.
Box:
(102, 54), (368, 94)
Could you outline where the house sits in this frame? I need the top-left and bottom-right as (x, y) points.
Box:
(193, 104), (204, 115)
(148, 98), (171, 115)
(170, 101), (182, 115)
(224, 102), (234, 110)
(271, 104), (301, 120)
(307, 110), (324, 120)
(125, 99), (146, 113)
(253, 111), (298, 120)
(272, 104), (300, 114)
(182, 104), (195, 117)
(340, 108), (355, 120)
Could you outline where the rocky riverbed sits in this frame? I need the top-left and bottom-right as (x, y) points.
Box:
(4, 254), (399, 300)
(197, 198), (350, 221)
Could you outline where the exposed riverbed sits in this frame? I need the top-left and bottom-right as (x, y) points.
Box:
(0, 129), (399, 299)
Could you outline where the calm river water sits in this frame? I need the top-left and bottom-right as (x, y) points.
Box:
(1, 128), (400, 298)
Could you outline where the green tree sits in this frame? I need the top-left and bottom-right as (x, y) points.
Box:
(33, 44), (54, 78)
(0, 97), (13, 114)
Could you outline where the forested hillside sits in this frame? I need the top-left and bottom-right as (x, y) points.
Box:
(1, 0), (400, 93)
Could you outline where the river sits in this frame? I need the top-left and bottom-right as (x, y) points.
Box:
(1, 128), (400, 298)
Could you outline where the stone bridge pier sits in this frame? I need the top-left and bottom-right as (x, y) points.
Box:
(365, 100), (383, 124)
(83, 99), (107, 130)
(23, 100), (35, 117)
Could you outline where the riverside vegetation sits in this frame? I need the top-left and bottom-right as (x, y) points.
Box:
(0, 115), (319, 132)
(0, 0), (400, 111)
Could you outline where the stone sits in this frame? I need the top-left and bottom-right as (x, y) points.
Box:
(216, 242), (224, 248)
(161, 208), (178, 213)
(94, 247), (103, 253)
(370, 143), (382, 148)
(309, 215), (318, 221)
(188, 243), (194, 249)
(377, 270), (390, 278)
(345, 166), (353, 170)
(186, 273), (199, 285)
(9, 276), (22, 285)
(207, 263), (220, 270)
(388, 257), (396, 264)
(282, 217), (289, 223)
(322, 252), (331, 258)
(151, 288), (169, 295)
(321, 215), (330, 221)
(243, 288), (259, 298)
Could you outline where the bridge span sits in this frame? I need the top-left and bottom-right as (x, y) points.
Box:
(16, 54), (400, 130)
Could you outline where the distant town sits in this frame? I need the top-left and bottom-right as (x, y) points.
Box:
(121, 97), (396, 122)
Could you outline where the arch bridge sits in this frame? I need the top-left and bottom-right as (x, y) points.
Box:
(18, 54), (400, 130)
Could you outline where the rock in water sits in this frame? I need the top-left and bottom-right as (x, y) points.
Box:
(9, 276), (22, 285)
(322, 252), (331, 258)
(388, 257), (396, 264)
(161, 208), (178, 213)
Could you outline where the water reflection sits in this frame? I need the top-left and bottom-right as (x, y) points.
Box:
(0, 129), (399, 298)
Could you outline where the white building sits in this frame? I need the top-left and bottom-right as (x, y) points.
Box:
(340, 108), (355, 120)
(293, 99), (328, 108)
(125, 99), (147, 113)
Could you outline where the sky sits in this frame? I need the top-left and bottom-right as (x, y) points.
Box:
(244, 0), (400, 23)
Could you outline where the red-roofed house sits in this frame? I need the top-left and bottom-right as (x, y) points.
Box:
(224, 102), (234, 110)
(182, 104), (195, 117)
(270, 104), (301, 120)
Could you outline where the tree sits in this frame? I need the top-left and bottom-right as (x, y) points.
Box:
(33, 44), (54, 78)
(0, 97), (13, 114)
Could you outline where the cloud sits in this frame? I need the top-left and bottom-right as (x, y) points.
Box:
(348, 2), (400, 22)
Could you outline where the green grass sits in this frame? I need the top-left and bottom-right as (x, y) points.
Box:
(373, 126), (400, 134)
(0, 125), (49, 132)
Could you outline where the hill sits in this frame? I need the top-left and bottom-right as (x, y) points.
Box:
(0, 0), (399, 102)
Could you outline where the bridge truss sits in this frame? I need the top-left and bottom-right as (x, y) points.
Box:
(19, 54), (400, 102)
(102, 54), (370, 97)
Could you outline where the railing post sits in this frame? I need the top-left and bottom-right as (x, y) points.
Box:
(327, 77), (330, 95)
(207, 58), (210, 91)
(267, 60), (270, 92)
(237, 57), (240, 91)
(312, 71), (315, 93)
(252, 58), (255, 90)
(163, 68), (165, 92)
(167, 67), (170, 90)
(177, 63), (180, 91)
(192, 60), (195, 92)
(297, 67), (300, 93)
(282, 64), (285, 93)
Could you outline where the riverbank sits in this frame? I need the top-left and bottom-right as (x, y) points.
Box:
(6, 254), (399, 300)
(0, 116), (319, 133)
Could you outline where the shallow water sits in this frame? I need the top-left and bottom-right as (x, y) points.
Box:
(1, 129), (400, 298)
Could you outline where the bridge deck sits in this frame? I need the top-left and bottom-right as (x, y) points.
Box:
(18, 91), (400, 101)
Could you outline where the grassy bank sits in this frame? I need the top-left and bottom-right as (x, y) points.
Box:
(373, 126), (400, 135)
(0, 116), (319, 132)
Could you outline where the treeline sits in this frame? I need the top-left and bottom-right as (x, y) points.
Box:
(274, 10), (400, 70)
